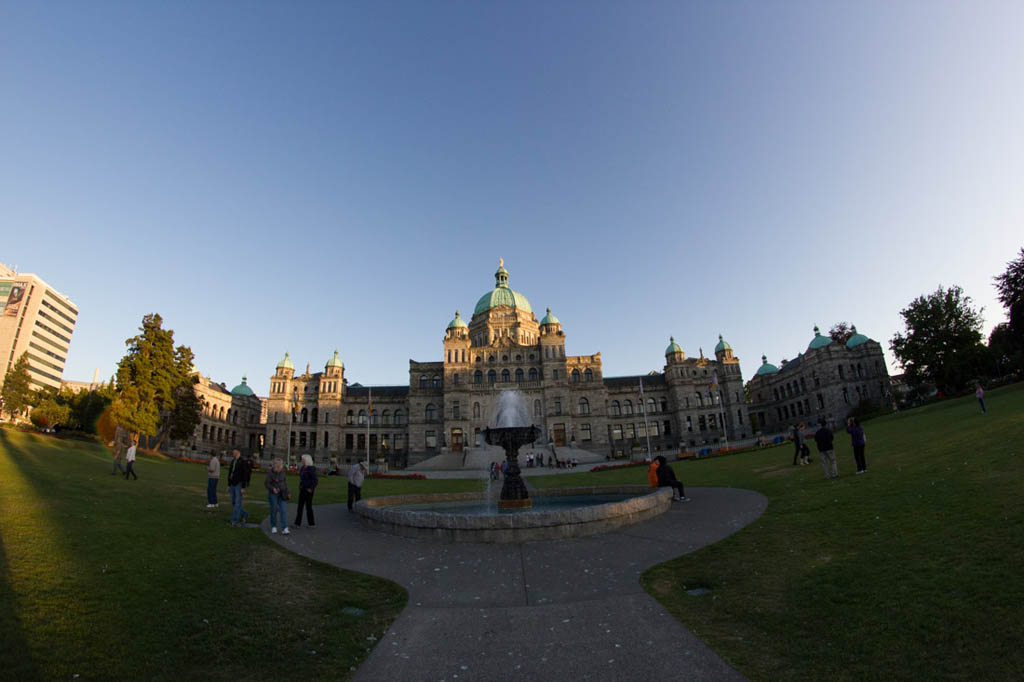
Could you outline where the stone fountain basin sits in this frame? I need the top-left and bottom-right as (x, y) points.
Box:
(355, 485), (673, 543)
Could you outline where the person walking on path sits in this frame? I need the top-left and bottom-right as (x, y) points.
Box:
(976, 383), (987, 413)
(206, 454), (220, 508)
(294, 454), (318, 528)
(347, 461), (366, 511)
(227, 449), (250, 527)
(846, 417), (868, 474)
(124, 439), (138, 480)
(655, 455), (689, 502)
(265, 457), (290, 534)
(791, 424), (804, 466)
(813, 421), (838, 479)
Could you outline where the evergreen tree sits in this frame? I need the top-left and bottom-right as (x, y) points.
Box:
(1, 352), (35, 420)
(110, 314), (200, 447)
(889, 285), (985, 392)
(993, 246), (1024, 343)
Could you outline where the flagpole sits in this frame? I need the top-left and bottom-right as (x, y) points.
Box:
(366, 386), (371, 471)
(640, 377), (653, 461)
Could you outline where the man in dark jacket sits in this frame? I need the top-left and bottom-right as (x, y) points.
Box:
(227, 449), (251, 527)
(813, 421), (837, 479)
(792, 424), (804, 466)
(655, 455), (690, 502)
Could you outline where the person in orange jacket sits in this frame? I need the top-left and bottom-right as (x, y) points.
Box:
(648, 458), (660, 487)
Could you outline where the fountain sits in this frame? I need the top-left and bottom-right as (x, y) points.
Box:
(484, 390), (541, 509)
(355, 390), (674, 542)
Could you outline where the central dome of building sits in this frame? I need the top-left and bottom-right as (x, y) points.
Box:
(473, 259), (534, 315)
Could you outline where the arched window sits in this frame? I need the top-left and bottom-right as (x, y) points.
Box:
(432, 375), (441, 388)
(624, 400), (633, 415)
(425, 403), (436, 421)
(515, 368), (524, 382)
(219, 406), (225, 420)
(648, 398), (657, 414)
(473, 402), (481, 419)
(380, 410), (390, 425)
(571, 369), (581, 383)
(610, 401), (621, 416)
(637, 400), (644, 414)
(301, 408), (308, 423)
(419, 375), (427, 389)
(696, 392), (704, 407)
(474, 370), (483, 384)
(534, 399), (542, 417)
(394, 409), (405, 425)
(501, 369), (510, 382)
(371, 410), (379, 425)
(488, 370), (497, 383)
(529, 367), (538, 381)
(311, 408), (318, 423)
(358, 409), (367, 425)
(578, 397), (590, 415)
(660, 398), (668, 412)
(584, 368), (593, 382)
(346, 410), (354, 425)
(202, 424), (208, 440)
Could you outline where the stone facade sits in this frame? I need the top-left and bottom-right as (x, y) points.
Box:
(260, 262), (753, 467)
(745, 326), (892, 434)
(184, 374), (265, 458)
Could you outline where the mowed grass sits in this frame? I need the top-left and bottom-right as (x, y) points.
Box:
(0, 430), (409, 682)
(531, 384), (1024, 681)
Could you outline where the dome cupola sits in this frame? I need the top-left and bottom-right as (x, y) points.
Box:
(276, 352), (294, 370)
(808, 325), (833, 351)
(473, 258), (534, 315)
(326, 349), (343, 369)
(230, 376), (255, 397)
(755, 355), (780, 375)
(447, 311), (468, 329)
(846, 325), (870, 349)
(714, 334), (731, 353)
(540, 307), (560, 326)
(665, 336), (683, 356)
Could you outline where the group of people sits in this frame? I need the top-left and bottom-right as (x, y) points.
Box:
(109, 429), (138, 480)
(794, 417), (868, 479)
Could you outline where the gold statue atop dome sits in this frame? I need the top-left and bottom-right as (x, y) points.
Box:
(499, 257), (504, 267)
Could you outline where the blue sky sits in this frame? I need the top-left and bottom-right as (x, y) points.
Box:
(2, 1), (1021, 394)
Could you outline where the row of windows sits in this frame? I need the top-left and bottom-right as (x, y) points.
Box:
(28, 341), (65, 364)
(40, 297), (77, 326)
(37, 308), (75, 336)
(201, 425), (238, 444)
(34, 319), (71, 344)
(31, 330), (68, 354)
(44, 288), (78, 317)
(205, 404), (257, 425)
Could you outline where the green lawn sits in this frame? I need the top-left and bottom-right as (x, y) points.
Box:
(2, 384), (1021, 680)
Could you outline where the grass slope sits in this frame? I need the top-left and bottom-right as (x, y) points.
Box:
(0, 430), (407, 682)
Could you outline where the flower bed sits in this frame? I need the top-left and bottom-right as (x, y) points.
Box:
(590, 460), (650, 473)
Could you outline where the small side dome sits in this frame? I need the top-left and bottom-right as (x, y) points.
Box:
(755, 354), (779, 375)
(276, 352), (294, 370)
(540, 307), (560, 325)
(714, 334), (731, 353)
(230, 376), (255, 396)
(808, 325), (833, 351)
(447, 311), (468, 329)
(665, 336), (683, 356)
(326, 349), (344, 368)
(846, 325), (870, 349)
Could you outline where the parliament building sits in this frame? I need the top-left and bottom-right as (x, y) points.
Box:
(260, 261), (753, 467)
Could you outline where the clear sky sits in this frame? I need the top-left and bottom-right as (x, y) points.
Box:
(2, 1), (1021, 395)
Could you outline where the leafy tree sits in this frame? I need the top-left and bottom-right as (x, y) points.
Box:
(32, 398), (71, 429)
(1, 352), (35, 420)
(988, 323), (1024, 376)
(993, 247), (1024, 338)
(829, 322), (854, 345)
(889, 285), (985, 392)
(110, 314), (201, 448)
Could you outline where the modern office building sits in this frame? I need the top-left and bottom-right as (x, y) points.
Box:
(0, 264), (79, 393)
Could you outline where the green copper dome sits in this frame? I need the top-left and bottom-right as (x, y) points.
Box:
(755, 355), (779, 375)
(540, 307), (560, 325)
(326, 349), (344, 368)
(447, 311), (468, 329)
(665, 336), (683, 356)
(846, 325), (870, 349)
(230, 376), (256, 396)
(714, 334), (731, 353)
(473, 259), (533, 315)
(276, 352), (294, 370)
(808, 326), (833, 351)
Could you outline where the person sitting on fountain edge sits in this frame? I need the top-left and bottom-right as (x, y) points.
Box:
(655, 455), (690, 502)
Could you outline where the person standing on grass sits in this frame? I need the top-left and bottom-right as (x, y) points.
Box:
(294, 454), (318, 528)
(791, 424), (804, 466)
(976, 383), (987, 413)
(846, 417), (867, 474)
(206, 453), (220, 508)
(227, 449), (250, 527)
(814, 420), (838, 479)
(124, 438), (138, 480)
(655, 455), (689, 502)
(265, 457), (290, 535)
(347, 460), (366, 511)
(110, 435), (126, 476)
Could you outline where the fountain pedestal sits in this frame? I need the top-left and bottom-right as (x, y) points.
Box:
(484, 425), (540, 509)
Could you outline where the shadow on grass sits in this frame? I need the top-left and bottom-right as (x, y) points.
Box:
(0, 536), (43, 681)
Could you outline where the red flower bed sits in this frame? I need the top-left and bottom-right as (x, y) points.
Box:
(590, 460), (651, 473)
(366, 472), (427, 480)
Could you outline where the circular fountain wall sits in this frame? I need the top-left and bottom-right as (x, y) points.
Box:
(355, 485), (673, 543)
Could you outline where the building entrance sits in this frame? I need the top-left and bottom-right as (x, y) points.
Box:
(450, 428), (464, 452)
(553, 423), (566, 447)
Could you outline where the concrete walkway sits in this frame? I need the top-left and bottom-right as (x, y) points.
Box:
(266, 486), (767, 681)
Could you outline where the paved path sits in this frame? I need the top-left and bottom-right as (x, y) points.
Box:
(266, 486), (767, 681)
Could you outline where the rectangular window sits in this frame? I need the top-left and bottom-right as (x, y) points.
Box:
(453, 401), (460, 419)
(357, 433), (365, 450)
(686, 416), (693, 432)
(685, 397), (690, 408)
(299, 432), (307, 447)
(272, 430), (277, 446)
(581, 424), (592, 441)
(393, 434), (404, 450)
(625, 424), (635, 440)
(612, 424), (623, 440)
(346, 434), (354, 450)
(324, 432), (329, 449)
(664, 420), (671, 436)
(370, 434), (378, 451)
(552, 369), (559, 380)
(290, 431), (296, 448)
(554, 399), (561, 415)
(426, 431), (437, 448)
(310, 432), (317, 449)
(650, 421), (660, 437)
(698, 416), (706, 431)
(708, 414), (717, 430)
(637, 422), (647, 438)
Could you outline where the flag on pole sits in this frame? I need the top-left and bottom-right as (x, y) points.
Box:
(368, 387), (373, 416)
